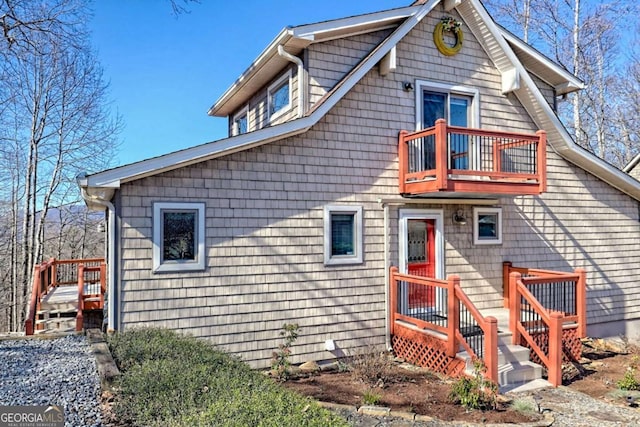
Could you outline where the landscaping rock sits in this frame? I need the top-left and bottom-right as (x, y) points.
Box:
(299, 360), (320, 372)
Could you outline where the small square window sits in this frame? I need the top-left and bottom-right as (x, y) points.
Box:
(324, 205), (363, 265)
(267, 70), (292, 121)
(473, 207), (502, 245)
(153, 202), (205, 272)
(232, 109), (248, 136)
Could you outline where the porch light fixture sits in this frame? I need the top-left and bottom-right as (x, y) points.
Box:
(452, 209), (466, 225)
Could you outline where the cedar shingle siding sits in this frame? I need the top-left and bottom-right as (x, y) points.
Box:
(116, 10), (640, 367)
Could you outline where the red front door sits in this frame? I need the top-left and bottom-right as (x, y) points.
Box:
(407, 219), (435, 308)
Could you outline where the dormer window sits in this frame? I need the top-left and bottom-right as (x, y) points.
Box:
(232, 106), (248, 136)
(268, 69), (292, 122)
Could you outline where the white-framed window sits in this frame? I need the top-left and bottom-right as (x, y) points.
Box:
(473, 207), (502, 245)
(232, 106), (248, 136)
(267, 69), (292, 122)
(153, 202), (206, 272)
(323, 205), (363, 266)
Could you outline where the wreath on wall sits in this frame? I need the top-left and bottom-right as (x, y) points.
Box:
(434, 16), (463, 56)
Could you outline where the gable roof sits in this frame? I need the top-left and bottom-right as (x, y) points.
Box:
(79, 0), (640, 204)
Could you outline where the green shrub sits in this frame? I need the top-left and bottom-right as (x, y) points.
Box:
(449, 360), (498, 410)
(108, 328), (348, 427)
(271, 323), (300, 381)
(362, 389), (382, 406)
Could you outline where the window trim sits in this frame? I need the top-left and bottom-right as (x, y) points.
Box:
(232, 105), (249, 136)
(414, 80), (480, 131)
(267, 69), (292, 122)
(153, 202), (206, 272)
(472, 207), (502, 245)
(323, 205), (363, 266)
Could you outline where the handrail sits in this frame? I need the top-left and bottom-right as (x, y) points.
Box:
(389, 266), (498, 384)
(510, 271), (568, 386)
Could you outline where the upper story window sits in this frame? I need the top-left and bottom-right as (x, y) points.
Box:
(268, 69), (292, 122)
(232, 106), (248, 136)
(153, 202), (206, 272)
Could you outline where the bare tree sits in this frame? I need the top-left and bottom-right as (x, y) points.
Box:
(0, 0), (120, 332)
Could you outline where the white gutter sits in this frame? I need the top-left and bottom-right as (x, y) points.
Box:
(81, 187), (117, 333)
(277, 45), (304, 118)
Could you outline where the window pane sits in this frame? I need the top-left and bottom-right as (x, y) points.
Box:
(270, 82), (289, 115)
(423, 91), (446, 127)
(477, 213), (497, 239)
(331, 214), (354, 256)
(449, 97), (469, 127)
(163, 211), (196, 261)
(234, 114), (247, 134)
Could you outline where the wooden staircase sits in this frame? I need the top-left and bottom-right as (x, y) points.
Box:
(25, 258), (106, 336)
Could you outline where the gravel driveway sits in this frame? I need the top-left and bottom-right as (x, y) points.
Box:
(0, 334), (103, 427)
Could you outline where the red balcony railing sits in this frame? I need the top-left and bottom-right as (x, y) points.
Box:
(399, 119), (547, 196)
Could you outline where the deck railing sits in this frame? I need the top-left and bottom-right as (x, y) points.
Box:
(398, 119), (546, 196)
(24, 257), (106, 335)
(390, 267), (498, 384)
(504, 262), (586, 386)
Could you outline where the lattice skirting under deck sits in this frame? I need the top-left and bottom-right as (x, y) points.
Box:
(521, 326), (582, 366)
(392, 324), (465, 377)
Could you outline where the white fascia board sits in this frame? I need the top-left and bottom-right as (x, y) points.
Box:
(85, 1), (439, 191)
(467, 0), (640, 200)
(208, 28), (293, 116)
(290, 5), (420, 40)
(500, 29), (584, 93)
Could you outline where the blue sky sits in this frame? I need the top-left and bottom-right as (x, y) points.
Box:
(90, 0), (409, 168)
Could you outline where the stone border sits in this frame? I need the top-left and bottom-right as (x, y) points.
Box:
(317, 401), (555, 427)
(86, 328), (119, 391)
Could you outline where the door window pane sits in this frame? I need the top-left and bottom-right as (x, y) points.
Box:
(423, 92), (446, 127)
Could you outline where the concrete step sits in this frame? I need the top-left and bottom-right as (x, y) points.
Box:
(497, 360), (542, 386)
(501, 378), (552, 394)
(457, 344), (530, 368)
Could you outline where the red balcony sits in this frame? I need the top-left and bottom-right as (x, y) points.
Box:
(398, 119), (547, 197)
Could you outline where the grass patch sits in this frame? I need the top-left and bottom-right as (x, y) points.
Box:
(108, 328), (348, 427)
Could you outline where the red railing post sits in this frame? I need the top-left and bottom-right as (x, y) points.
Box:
(398, 131), (409, 194)
(575, 268), (587, 338)
(76, 264), (85, 332)
(389, 267), (398, 336)
(536, 130), (547, 193)
(435, 119), (448, 191)
(509, 272), (521, 345)
(548, 311), (563, 387)
(502, 261), (512, 308)
(51, 258), (57, 287)
(447, 274), (460, 357)
(100, 262), (107, 307)
(484, 316), (499, 384)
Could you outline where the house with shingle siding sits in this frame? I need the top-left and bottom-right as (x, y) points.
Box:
(77, 0), (640, 386)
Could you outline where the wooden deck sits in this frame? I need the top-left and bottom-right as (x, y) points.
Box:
(41, 285), (78, 309)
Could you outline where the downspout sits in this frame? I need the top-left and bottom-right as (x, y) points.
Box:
(381, 200), (392, 351)
(277, 45), (304, 118)
(81, 187), (117, 333)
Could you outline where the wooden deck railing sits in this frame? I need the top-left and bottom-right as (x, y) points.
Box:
(504, 262), (586, 386)
(398, 119), (546, 196)
(389, 267), (498, 384)
(24, 257), (105, 335)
